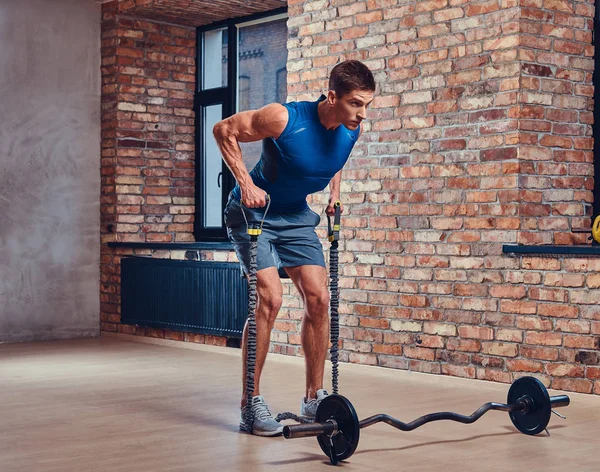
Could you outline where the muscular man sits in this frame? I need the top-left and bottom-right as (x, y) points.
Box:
(213, 60), (375, 436)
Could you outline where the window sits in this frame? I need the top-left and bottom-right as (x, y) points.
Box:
(276, 67), (287, 104)
(194, 9), (288, 241)
(238, 75), (250, 113)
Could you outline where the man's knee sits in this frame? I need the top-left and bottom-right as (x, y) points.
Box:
(255, 268), (283, 321)
(303, 288), (329, 318)
(257, 288), (283, 320)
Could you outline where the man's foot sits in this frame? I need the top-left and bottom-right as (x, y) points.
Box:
(239, 395), (284, 437)
(300, 389), (329, 420)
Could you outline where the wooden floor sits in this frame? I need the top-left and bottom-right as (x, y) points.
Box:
(1, 334), (598, 472)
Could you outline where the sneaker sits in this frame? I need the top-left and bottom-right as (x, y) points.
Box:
(300, 389), (329, 420)
(239, 395), (284, 437)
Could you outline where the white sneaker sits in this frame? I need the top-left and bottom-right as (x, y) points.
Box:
(239, 395), (284, 437)
(300, 389), (329, 420)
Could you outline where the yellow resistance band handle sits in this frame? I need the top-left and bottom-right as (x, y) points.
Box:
(592, 215), (600, 244)
(243, 195), (271, 237)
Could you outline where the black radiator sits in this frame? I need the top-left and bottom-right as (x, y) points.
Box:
(121, 257), (248, 338)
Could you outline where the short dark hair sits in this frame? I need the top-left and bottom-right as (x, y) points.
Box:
(328, 60), (376, 98)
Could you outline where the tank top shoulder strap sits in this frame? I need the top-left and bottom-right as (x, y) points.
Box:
(277, 101), (298, 141)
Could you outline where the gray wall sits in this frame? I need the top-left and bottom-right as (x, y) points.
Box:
(0, 0), (101, 341)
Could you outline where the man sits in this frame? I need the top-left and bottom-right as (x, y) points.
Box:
(213, 60), (375, 436)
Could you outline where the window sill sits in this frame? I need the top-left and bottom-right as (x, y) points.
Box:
(503, 244), (600, 256)
(107, 242), (233, 250)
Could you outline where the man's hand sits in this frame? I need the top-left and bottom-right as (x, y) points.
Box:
(241, 184), (268, 208)
(326, 196), (343, 216)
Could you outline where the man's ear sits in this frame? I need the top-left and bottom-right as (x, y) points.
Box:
(327, 90), (337, 106)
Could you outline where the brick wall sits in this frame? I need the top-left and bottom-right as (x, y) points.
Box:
(101, 2), (196, 246)
(518, 0), (595, 245)
(99, 2), (286, 343)
(278, 0), (600, 395)
(100, 2), (200, 336)
(100, 0), (600, 395)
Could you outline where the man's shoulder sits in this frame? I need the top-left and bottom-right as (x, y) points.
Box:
(282, 96), (320, 112)
(274, 99), (319, 140)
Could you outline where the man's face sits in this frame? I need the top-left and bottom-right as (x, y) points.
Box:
(329, 89), (374, 130)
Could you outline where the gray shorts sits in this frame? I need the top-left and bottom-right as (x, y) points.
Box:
(224, 195), (326, 278)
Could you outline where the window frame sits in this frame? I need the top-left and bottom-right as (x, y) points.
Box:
(194, 7), (287, 241)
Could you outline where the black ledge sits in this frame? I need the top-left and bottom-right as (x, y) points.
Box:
(503, 245), (600, 256)
(107, 242), (233, 250)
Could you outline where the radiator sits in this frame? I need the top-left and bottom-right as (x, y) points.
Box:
(120, 257), (248, 338)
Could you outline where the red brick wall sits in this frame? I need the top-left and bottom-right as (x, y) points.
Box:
(277, 0), (600, 395)
(100, 3), (285, 342)
(100, 1), (200, 335)
(101, 3), (196, 246)
(100, 0), (600, 395)
(99, 2), (286, 344)
(518, 0), (594, 245)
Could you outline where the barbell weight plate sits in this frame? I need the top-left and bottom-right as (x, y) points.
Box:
(315, 394), (360, 464)
(507, 376), (551, 435)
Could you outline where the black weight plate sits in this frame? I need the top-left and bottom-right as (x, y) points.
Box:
(507, 376), (551, 435)
(316, 394), (360, 463)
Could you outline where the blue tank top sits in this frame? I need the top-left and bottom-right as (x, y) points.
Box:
(231, 95), (360, 213)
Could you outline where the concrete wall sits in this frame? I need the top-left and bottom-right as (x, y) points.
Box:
(0, 0), (101, 342)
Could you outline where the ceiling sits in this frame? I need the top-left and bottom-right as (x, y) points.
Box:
(107, 0), (287, 27)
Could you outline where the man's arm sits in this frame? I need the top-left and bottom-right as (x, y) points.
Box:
(213, 103), (288, 208)
(325, 124), (362, 215)
(326, 170), (342, 216)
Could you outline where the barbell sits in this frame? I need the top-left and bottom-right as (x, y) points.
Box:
(283, 376), (570, 465)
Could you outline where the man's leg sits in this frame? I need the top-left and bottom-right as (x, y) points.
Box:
(225, 197), (286, 435)
(284, 265), (329, 400)
(241, 266), (283, 407)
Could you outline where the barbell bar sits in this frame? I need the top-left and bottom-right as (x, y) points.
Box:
(283, 376), (570, 465)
